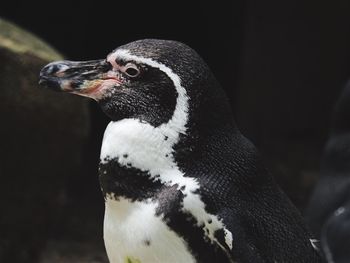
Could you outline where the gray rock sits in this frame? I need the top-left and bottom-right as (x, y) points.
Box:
(0, 18), (90, 262)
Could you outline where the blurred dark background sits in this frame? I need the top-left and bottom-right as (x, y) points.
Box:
(1, 0), (350, 262)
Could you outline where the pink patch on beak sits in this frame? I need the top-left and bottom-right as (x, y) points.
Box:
(72, 78), (122, 101)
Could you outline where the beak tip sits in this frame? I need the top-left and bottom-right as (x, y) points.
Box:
(39, 62), (64, 91)
(38, 76), (62, 91)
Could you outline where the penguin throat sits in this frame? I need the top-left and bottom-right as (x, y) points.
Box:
(100, 118), (185, 173)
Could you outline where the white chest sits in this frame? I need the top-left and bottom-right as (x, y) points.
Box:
(103, 197), (196, 263)
(100, 120), (234, 262)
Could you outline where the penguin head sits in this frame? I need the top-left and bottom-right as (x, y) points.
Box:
(39, 39), (230, 127)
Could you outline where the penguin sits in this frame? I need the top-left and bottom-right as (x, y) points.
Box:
(39, 39), (323, 263)
(306, 80), (350, 262)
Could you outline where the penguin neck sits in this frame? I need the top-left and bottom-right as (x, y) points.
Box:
(100, 112), (237, 167)
(98, 104), (237, 201)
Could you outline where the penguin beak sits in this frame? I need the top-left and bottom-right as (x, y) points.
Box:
(39, 59), (121, 100)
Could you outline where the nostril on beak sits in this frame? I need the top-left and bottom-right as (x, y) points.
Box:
(101, 60), (113, 72)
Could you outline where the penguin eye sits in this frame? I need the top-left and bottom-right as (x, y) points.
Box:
(124, 63), (140, 78)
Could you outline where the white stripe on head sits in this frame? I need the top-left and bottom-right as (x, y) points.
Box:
(108, 49), (188, 139)
(102, 49), (234, 261)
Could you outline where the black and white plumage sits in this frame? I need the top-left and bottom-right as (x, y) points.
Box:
(39, 39), (323, 263)
(306, 81), (350, 263)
